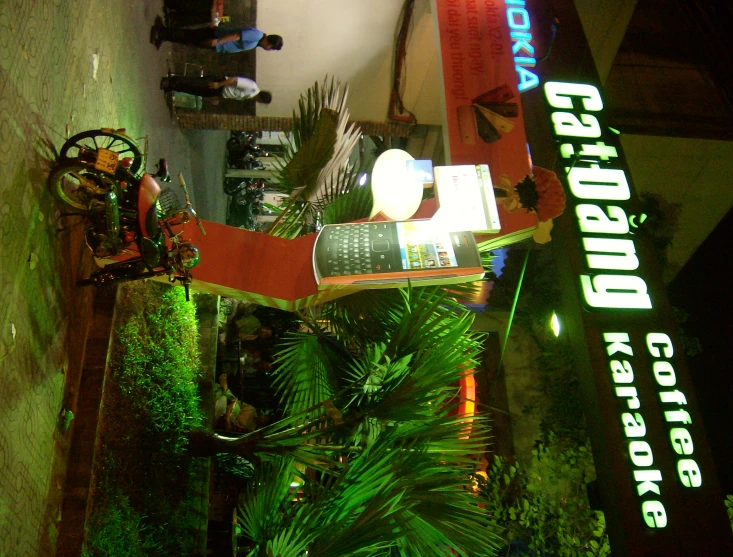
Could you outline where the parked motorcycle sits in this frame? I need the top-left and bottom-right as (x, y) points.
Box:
(226, 131), (269, 170)
(226, 179), (265, 230)
(48, 128), (205, 299)
(227, 130), (259, 152)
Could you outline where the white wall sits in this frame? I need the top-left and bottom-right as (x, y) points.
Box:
(256, 0), (442, 124)
(256, 0), (402, 121)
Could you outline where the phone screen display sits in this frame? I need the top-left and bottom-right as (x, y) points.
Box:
(313, 220), (482, 284)
(396, 221), (458, 270)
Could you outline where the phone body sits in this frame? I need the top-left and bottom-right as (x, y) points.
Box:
(474, 101), (518, 118)
(313, 220), (484, 286)
(474, 104), (515, 134)
(472, 84), (514, 104)
(457, 105), (478, 144)
(473, 105), (502, 143)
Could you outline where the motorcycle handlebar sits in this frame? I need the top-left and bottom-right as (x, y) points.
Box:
(177, 172), (191, 201)
(177, 172), (206, 236)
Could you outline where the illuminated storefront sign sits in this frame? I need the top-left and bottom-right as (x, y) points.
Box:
(542, 80), (718, 541)
(505, 0), (539, 91)
(437, 0), (732, 550)
(544, 82), (651, 310)
(600, 330), (701, 528)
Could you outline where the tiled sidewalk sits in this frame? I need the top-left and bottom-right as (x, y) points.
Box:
(0, 1), (191, 555)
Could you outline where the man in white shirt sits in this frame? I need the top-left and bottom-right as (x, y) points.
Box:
(161, 75), (272, 104)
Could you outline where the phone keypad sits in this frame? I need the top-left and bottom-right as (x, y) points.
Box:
(323, 225), (375, 276)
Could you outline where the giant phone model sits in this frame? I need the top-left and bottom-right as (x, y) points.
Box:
(313, 220), (484, 286)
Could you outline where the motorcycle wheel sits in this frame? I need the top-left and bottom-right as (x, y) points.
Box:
(60, 129), (143, 176)
(48, 159), (114, 214)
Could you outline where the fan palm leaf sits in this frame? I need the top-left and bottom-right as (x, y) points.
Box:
(238, 457), (298, 546)
(204, 330), (483, 474)
(271, 332), (340, 416)
(382, 286), (474, 358)
(315, 289), (406, 350)
(269, 77), (362, 237)
(239, 430), (499, 557)
(390, 447), (500, 557)
(316, 164), (374, 225)
(278, 107), (338, 197)
(263, 286), (484, 445)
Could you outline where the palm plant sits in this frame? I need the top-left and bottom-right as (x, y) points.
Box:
(186, 77), (502, 556)
(189, 286), (484, 461)
(187, 285), (498, 555)
(268, 77), (366, 237)
(238, 431), (501, 557)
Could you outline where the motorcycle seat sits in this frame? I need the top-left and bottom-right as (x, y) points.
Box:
(138, 174), (162, 239)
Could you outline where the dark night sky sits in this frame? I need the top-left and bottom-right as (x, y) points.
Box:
(668, 207), (733, 495)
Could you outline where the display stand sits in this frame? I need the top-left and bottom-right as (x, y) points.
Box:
(179, 220), (360, 311)
(180, 195), (537, 311)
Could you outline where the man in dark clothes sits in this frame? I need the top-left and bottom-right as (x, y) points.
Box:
(150, 16), (283, 53)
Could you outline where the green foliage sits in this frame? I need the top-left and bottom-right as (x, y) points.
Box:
(314, 288), (406, 350)
(318, 164), (373, 225)
(478, 441), (610, 557)
(287, 78), (341, 162)
(216, 453), (256, 485)
(726, 494), (733, 533)
(636, 191), (682, 275)
(272, 332), (339, 415)
(83, 460), (157, 557)
(239, 433), (501, 557)
(534, 338), (588, 447)
(84, 282), (205, 556)
(486, 247), (559, 317)
(486, 247), (609, 555)
(84, 451), (205, 556)
(269, 77), (362, 237)
(219, 286), (497, 556)
(279, 107), (337, 193)
(268, 286), (483, 438)
(488, 248), (587, 445)
(114, 283), (202, 454)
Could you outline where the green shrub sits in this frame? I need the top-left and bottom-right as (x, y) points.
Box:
(113, 283), (202, 454)
(533, 339), (588, 448)
(478, 439), (610, 557)
(82, 460), (156, 557)
(84, 282), (205, 556)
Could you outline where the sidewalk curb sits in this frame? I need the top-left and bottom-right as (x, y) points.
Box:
(55, 285), (119, 557)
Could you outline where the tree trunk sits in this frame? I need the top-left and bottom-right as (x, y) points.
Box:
(187, 429), (258, 461)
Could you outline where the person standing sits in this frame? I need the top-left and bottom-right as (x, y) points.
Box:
(151, 16), (283, 53)
(161, 75), (272, 104)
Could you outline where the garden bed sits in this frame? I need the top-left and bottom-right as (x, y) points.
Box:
(80, 282), (216, 557)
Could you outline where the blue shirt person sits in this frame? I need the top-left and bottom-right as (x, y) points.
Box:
(151, 17), (283, 53)
(214, 27), (271, 53)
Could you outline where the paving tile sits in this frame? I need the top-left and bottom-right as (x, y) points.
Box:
(0, 1), (192, 555)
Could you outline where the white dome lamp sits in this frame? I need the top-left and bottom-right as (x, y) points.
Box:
(369, 149), (424, 221)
